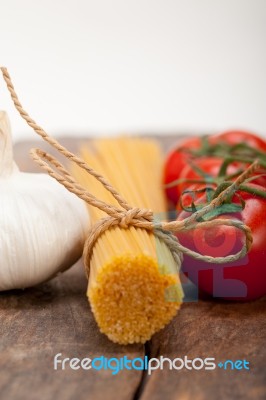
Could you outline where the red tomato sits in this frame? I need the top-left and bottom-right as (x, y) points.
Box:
(213, 130), (266, 152)
(176, 183), (266, 301)
(163, 137), (201, 204)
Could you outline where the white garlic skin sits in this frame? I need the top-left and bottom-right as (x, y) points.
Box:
(0, 111), (90, 290)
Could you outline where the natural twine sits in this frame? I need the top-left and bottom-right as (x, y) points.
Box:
(0, 67), (256, 278)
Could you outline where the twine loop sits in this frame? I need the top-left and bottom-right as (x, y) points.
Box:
(0, 66), (257, 277)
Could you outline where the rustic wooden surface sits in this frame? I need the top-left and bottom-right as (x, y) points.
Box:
(0, 137), (265, 400)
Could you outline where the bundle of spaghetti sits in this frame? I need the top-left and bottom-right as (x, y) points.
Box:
(73, 137), (183, 344)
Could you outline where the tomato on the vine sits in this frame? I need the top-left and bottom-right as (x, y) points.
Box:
(163, 130), (266, 204)
(176, 183), (266, 301)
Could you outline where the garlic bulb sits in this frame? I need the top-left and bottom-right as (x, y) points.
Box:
(0, 111), (90, 290)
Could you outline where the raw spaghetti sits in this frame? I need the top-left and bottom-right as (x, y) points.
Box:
(71, 137), (184, 344)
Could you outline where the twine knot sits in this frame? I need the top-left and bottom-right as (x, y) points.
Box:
(118, 207), (153, 229)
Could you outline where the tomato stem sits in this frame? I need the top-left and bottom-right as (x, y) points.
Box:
(239, 184), (266, 199)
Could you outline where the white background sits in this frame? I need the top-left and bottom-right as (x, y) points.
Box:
(0, 0), (265, 142)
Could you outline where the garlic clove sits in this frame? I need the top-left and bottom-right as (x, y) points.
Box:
(0, 111), (19, 178)
(0, 111), (90, 290)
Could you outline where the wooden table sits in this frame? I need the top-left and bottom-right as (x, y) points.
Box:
(0, 137), (265, 400)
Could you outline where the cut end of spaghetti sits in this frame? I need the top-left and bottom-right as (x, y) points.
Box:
(88, 253), (183, 344)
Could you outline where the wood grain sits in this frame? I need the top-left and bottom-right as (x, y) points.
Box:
(0, 137), (265, 400)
